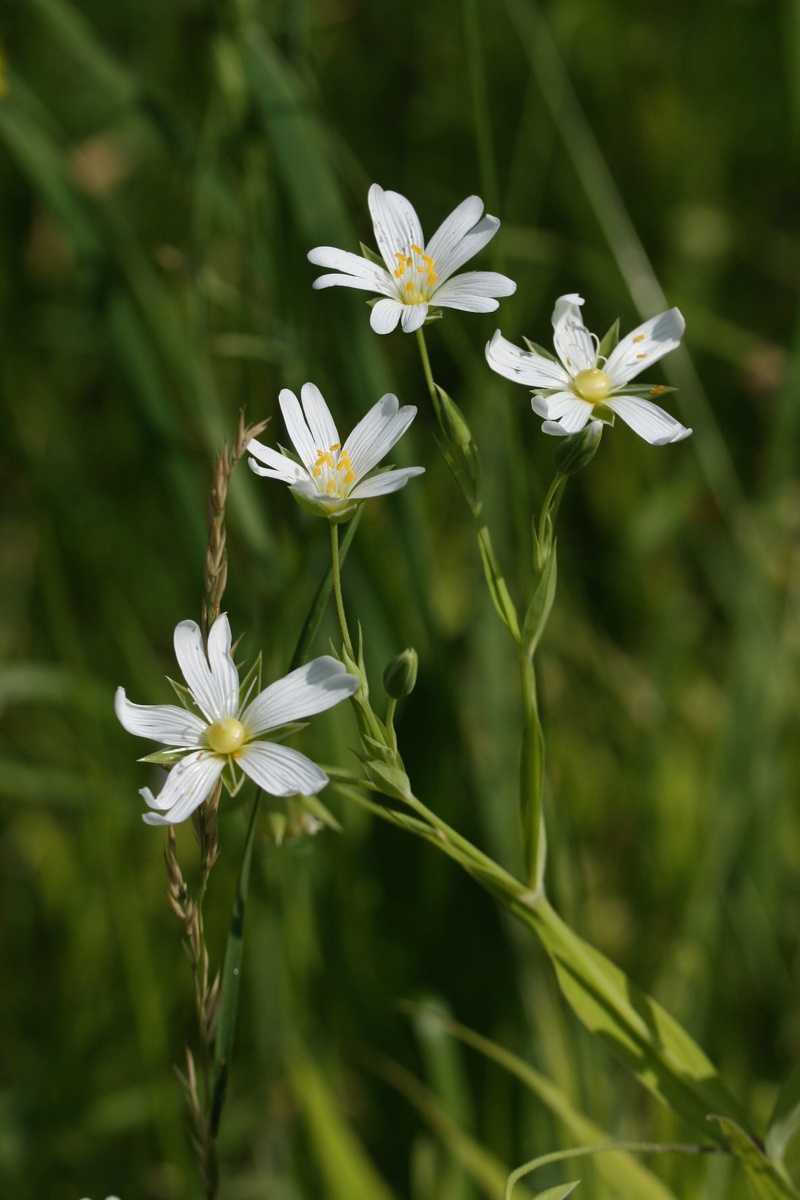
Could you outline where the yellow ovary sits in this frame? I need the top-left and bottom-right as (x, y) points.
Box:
(206, 717), (247, 755)
(573, 368), (612, 403)
(393, 244), (438, 303)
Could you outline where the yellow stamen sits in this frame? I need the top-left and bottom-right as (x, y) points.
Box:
(650, 386), (664, 395)
(633, 335), (645, 343)
(343, 471), (355, 485)
(405, 281), (415, 293)
(206, 717), (246, 755)
(636, 353), (647, 359)
(410, 243), (424, 254)
(573, 368), (613, 403)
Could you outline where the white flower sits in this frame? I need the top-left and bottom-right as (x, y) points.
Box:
(247, 383), (424, 518)
(115, 614), (359, 826)
(308, 184), (516, 334)
(486, 293), (692, 445)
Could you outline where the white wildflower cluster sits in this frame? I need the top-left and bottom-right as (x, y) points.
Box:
(117, 184), (690, 826)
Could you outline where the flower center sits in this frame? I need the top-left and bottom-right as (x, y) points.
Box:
(206, 716), (246, 755)
(573, 368), (612, 403)
(312, 443), (356, 497)
(393, 243), (438, 305)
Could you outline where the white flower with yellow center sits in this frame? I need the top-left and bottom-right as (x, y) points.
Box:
(486, 294), (692, 445)
(308, 184), (516, 334)
(115, 614), (359, 826)
(247, 383), (424, 519)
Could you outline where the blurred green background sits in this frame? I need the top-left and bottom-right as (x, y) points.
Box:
(2, 0), (799, 1197)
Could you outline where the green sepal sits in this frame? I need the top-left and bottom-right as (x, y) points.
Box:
(167, 677), (196, 712)
(614, 384), (679, 398)
(264, 721), (309, 744)
(138, 748), (189, 766)
(591, 404), (615, 426)
(359, 241), (385, 266)
(597, 318), (620, 360)
(522, 337), (559, 363)
(267, 811), (288, 846)
(220, 760), (246, 796)
(522, 545), (558, 659)
(710, 1117), (800, 1199)
(364, 758), (413, 803)
(289, 486), (360, 525)
(424, 306), (444, 324)
(766, 1063), (800, 1166)
(359, 734), (395, 765)
(237, 652), (262, 710)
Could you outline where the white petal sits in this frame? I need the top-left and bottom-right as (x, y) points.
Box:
(368, 184), (425, 274)
(486, 330), (571, 389)
(425, 195), (484, 265)
(342, 394), (416, 480)
(247, 441), (308, 484)
(551, 293), (595, 374)
(535, 393), (592, 433)
(115, 687), (206, 746)
(430, 212), (501, 282)
(140, 751), (224, 823)
(605, 395), (692, 445)
(241, 655), (359, 734)
(541, 421), (572, 437)
(238, 741), (329, 797)
(400, 303), (429, 332)
(307, 246), (394, 294)
(300, 383), (340, 453)
(434, 270), (516, 303)
(349, 466), (425, 498)
(370, 298), (403, 334)
(279, 388), (318, 471)
(174, 617), (238, 724)
(605, 308), (685, 386)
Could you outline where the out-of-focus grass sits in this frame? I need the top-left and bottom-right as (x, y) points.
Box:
(1, 0), (799, 1197)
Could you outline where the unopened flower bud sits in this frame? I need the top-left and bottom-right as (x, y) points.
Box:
(552, 419), (603, 476)
(383, 648), (418, 699)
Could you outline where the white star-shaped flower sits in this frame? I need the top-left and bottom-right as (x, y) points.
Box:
(308, 184), (517, 334)
(486, 293), (692, 445)
(115, 614), (359, 826)
(247, 383), (424, 519)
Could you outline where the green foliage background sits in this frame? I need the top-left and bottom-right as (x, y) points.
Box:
(1, 1), (799, 1197)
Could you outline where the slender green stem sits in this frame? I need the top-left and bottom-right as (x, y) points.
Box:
(385, 697), (398, 753)
(415, 326), (437, 404)
(519, 651), (545, 889)
(330, 522), (355, 661)
(505, 1140), (722, 1200)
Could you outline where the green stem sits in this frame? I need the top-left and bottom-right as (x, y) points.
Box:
(385, 697), (398, 754)
(415, 326), (437, 404)
(519, 652), (545, 889)
(505, 1140), (721, 1200)
(330, 522), (355, 661)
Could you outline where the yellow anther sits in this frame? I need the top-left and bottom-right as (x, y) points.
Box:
(405, 281), (415, 293)
(422, 254), (434, 267)
(636, 353), (647, 359)
(633, 334), (645, 343)
(312, 467), (321, 478)
(343, 471), (355, 485)
(650, 386), (664, 395)
(326, 480), (336, 493)
(330, 443), (341, 451)
(573, 368), (613, 403)
(336, 451), (353, 472)
(428, 273), (438, 285)
(411, 243), (424, 255)
(417, 263), (425, 271)
(206, 717), (246, 755)
(314, 450), (334, 469)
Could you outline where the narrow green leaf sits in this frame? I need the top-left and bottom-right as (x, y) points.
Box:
(476, 524), (521, 643)
(530, 1185), (580, 1200)
(522, 338), (559, 362)
(407, 1005), (680, 1200)
(166, 677), (196, 712)
(766, 1063), (800, 1164)
(710, 1117), (800, 1200)
(210, 792), (261, 1137)
(522, 547), (558, 658)
(289, 1055), (397, 1200)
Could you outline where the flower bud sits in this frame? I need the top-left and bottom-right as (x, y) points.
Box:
(552, 419), (603, 476)
(383, 648), (418, 699)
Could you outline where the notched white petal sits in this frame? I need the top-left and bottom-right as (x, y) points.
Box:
(486, 330), (571, 389)
(239, 741), (329, 797)
(241, 656), (359, 734)
(605, 395), (692, 445)
(115, 687), (206, 747)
